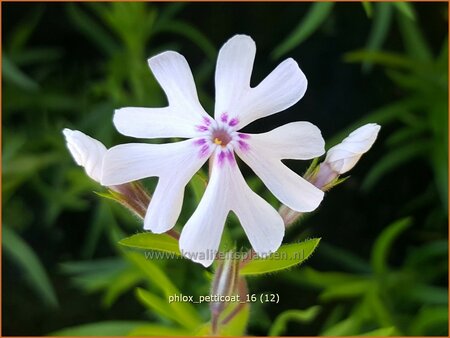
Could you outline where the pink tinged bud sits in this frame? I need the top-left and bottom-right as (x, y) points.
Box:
(62, 128), (107, 183)
(324, 123), (380, 174)
(210, 254), (239, 329)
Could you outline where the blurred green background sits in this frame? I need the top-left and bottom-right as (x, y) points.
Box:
(2, 2), (448, 336)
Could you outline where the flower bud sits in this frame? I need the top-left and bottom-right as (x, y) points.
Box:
(325, 123), (381, 174)
(210, 253), (239, 333)
(63, 129), (106, 183)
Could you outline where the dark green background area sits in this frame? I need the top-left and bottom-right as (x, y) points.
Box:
(2, 2), (448, 336)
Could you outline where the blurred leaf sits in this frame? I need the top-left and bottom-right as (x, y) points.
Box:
(119, 233), (181, 255)
(282, 267), (367, 289)
(269, 306), (321, 336)
(8, 5), (44, 53)
(102, 268), (143, 307)
(14, 47), (63, 66)
(362, 3), (393, 72)
(129, 324), (189, 336)
(3, 54), (39, 91)
(240, 239), (321, 276)
(126, 252), (202, 329)
(403, 284), (448, 305)
(362, 142), (429, 191)
(272, 2), (334, 59)
(320, 280), (372, 301)
(344, 50), (425, 70)
(397, 8), (432, 62)
(2, 226), (58, 308)
(66, 4), (119, 55)
(321, 317), (360, 336)
(371, 217), (412, 274)
(360, 326), (397, 336)
(188, 172), (207, 203)
(409, 306), (449, 335)
(392, 2), (416, 20)
(136, 288), (192, 328)
(318, 242), (371, 273)
(155, 21), (217, 60)
(51, 321), (149, 336)
(327, 98), (421, 148)
(60, 258), (128, 292)
(362, 2), (373, 17)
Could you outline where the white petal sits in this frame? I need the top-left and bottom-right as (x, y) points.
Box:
(243, 122), (325, 160)
(62, 129), (106, 183)
(230, 180), (284, 257)
(102, 140), (211, 232)
(325, 123), (381, 174)
(179, 150), (284, 267)
(148, 51), (207, 120)
(236, 58), (308, 128)
(214, 39), (308, 129)
(236, 136), (324, 212)
(114, 107), (200, 139)
(214, 35), (256, 120)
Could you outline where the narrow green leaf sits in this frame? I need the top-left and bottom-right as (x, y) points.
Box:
(240, 239), (321, 276)
(344, 50), (422, 70)
(321, 317), (360, 336)
(319, 280), (372, 301)
(371, 217), (412, 274)
(189, 172), (207, 203)
(269, 306), (321, 336)
(287, 267), (367, 289)
(66, 4), (118, 55)
(125, 252), (202, 328)
(360, 326), (397, 336)
(272, 2), (334, 59)
(136, 288), (192, 329)
(362, 142), (429, 191)
(362, 3), (393, 72)
(392, 2), (416, 20)
(155, 21), (217, 60)
(129, 324), (189, 336)
(119, 232), (181, 255)
(361, 2), (373, 17)
(2, 54), (39, 91)
(326, 98), (421, 148)
(102, 268), (143, 307)
(50, 321), (149, 336)
(397, 9), (432, 62)
(3, 226), (58, 307)
(318, 242), (371, 273)
(410, 306), (448, 335)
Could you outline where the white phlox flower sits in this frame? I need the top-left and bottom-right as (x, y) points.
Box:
(101, 35), (325, 267)
(325, 123), (381, 174)
(63, 128), (106, 183)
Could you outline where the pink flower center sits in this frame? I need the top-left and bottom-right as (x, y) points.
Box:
(212, 129), (232, 147)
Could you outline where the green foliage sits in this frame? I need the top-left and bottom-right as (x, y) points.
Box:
(269, 306), (321, 336)
(119, 233), (181, 255)
(51, 321), (150, 336)
(240, 239), (321, 276)
(2, 226), (58, 308)
(272, 2), (334, 59)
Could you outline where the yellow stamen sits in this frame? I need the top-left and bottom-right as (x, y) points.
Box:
(214, 137), (222, 145)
